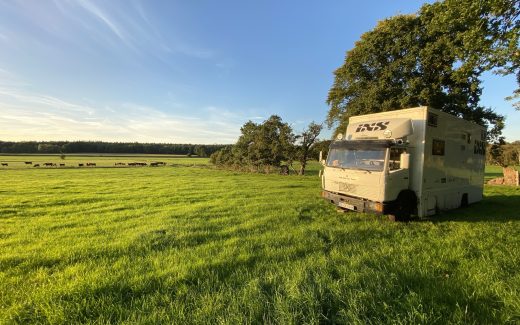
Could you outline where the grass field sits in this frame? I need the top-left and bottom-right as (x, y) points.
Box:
(0, 154), (207, 168)
(1, 156), (519, 324)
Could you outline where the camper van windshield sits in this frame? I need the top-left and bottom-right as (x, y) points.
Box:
(326, 148), (386, 171)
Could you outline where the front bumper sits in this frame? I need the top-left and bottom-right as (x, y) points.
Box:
(321, 190), (391, 214)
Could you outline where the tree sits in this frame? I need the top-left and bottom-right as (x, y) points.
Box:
(310, 139), (332, 161)
(487, 140), (520, 166)
(194, 145), (208, 158)
(327, 0), (518, 142)
(421, 0), (519, 109)
(209, 145), (234, 166)
(233, 115), (296, 169)
(210, 115), (296, 172)
(488, 142), (505, 166)
(295, 122), (322, 175)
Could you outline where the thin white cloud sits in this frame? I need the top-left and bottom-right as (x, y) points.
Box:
(0, 70), (30, 88)
(0, 87), (243, 144)
(76, 0), (127, 44)
(48, 0), (215, 61)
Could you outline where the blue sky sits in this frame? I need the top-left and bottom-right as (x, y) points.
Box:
(0, 0), (518, 144)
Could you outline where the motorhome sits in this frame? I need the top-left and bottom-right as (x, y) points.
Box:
(321, 106), (486, 219)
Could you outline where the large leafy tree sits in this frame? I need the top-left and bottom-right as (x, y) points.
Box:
(421, 0), (519, 108)
(232, 115), (296, 168)
(210, 117), (325, 175)
(327, 0), (518, 142)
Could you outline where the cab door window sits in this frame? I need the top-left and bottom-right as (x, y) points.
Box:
(389, 148), (405, 170)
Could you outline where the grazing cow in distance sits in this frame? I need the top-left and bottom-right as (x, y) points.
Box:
(115, 162), (126, 166)
(86, 162), (96, 167)
(59, 163), (65, 167)
(150, 162), (159, 167)
(33, 164), (40, 167)
(43, 163), (53, 167)
(1, 163), (8, 166)
(78, 163), (84, 167)
(25, 161), (32, 165)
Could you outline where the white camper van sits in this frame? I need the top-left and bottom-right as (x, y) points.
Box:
(321, 106), (486, 218)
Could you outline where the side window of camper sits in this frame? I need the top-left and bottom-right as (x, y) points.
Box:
(389, 148), (404, 170)
(432, 139), (445, 156)
(428, 113), (438, 127)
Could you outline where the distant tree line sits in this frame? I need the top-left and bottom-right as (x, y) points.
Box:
(0, 141), (226, 157)
(487, 141), (520, 166)
(210, 115), (329, 175)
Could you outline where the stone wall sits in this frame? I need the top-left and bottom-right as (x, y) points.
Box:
(503, 167), (520, 186)
(487, 167), (520, 186)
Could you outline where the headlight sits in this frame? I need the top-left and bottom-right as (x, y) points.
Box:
(366, 201), (383, 212)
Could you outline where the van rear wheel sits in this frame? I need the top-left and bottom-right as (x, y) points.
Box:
(461, 193), (468, 208)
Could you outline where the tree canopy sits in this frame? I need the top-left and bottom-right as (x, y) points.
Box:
(210, 116), (297, 172)
(232, 115), (296, 168)
(327, 0), (518, 142)
(210, 116), (322, 174)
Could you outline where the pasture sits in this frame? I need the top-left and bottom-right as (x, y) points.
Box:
(0, 154), (206, 169)
(0, 156), (519, 324)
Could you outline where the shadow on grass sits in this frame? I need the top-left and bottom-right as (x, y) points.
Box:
(427, 187), (520, 223)
(484, 172), (503, 182)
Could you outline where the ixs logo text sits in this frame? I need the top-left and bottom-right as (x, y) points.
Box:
(355, 121), (390, 132)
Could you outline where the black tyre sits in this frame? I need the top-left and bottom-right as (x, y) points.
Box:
(461, 193), (468, 208)
(392, 190), (417, 221)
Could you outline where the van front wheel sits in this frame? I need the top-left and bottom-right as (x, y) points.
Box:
(391, 190), (417, 221)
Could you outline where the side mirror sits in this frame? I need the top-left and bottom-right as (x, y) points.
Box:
(319, 151), (326, 166)
(400, 153), (410, 169)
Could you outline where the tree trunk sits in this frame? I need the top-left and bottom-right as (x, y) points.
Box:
(299, 161), (306, 175)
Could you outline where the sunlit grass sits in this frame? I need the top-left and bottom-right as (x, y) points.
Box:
(0, 158), (519, 323)
(0, 154), (208, 169)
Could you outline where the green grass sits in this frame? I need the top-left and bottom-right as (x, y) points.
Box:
(0, 158), (519, 324)
(484, 165), (504, 182)
(0, 154), (209, 169)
